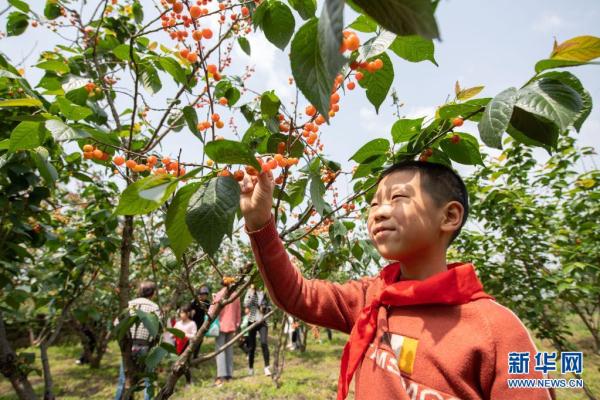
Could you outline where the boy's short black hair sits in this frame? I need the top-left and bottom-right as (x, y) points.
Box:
(378, 160), (469, 244)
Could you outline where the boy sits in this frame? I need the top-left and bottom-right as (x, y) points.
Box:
(239, 160), (553, 400)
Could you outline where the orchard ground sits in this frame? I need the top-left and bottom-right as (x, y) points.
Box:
(0, 316), (597, 400)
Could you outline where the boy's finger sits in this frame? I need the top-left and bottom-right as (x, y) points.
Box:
(258, 170), (273, 186)
(239, 174), (254, 193)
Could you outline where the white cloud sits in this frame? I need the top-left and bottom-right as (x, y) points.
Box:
(403, 105), (436, 121)
(232, 33), (295, 103)
(532, 13), (564, 33)
(358, 107), (379, 132)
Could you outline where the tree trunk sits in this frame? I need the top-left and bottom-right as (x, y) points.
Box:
(89, 328), (111, 369)
(271, 313), (289, 388)
(569, 301), (600, 354)
(39, 343), (54, 400)
(117, 215), (136, 400)
(298, 324), (307, 353)
(0, 311), (37, 400)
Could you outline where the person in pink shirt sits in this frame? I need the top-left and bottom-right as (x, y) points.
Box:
(209, 278), (241, 386)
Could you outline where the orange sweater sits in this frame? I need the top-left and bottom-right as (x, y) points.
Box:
(248, 218), (553, 400)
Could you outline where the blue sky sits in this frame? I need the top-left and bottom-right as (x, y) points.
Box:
(1, 0), (599, 183)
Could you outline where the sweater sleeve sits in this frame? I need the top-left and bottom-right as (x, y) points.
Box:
(247, 216), (372, 334)
(480, 301), (554, 400)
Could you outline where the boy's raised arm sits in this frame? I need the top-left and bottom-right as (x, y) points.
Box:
(240, 172), (372, 334)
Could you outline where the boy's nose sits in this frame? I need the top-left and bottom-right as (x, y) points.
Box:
(372, 203), (392, 221)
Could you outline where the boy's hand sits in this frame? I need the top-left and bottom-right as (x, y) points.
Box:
(240, 171), (274, 231)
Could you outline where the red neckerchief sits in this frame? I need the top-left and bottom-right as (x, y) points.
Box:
(337, 262), (494, 400)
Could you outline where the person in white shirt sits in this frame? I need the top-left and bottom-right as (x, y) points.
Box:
(243, 284), (271, 376)
(173, 304), (197, 384)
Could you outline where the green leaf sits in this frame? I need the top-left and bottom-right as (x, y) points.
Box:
(44, 1), (61, 20)
(317, 0), (347, 120)
(425, 147), (451, 167)
(205, 140), (261, 170)
(291, 19), (335, 121)
(84, 127), (120, 147)
(439, 133), (483, 166)
(508, 107), (559, 149)
(350, 138), (390, 163)
(238, 37), (251, 55)
(357, 52), (394, 113)
(389, 34), (437, 65)
(265, 133), (305, 158)
(0, 69), (23, 80)
(166, 183), (201, 258)
(288, 0), (316, 20)
(260, 90), (281, 118)
(534, 59), (587, 74)
(8, 0), (29, 13)
(438, 98), (490, 119)
(0, 98), (43, 108)
(515, 78), (582, 131)
(37, 60), (70, 75)
(45, 119), (87, 141)
(140, 63), (162, 94)
(166, 327), (185, 340)
(31, 146), (58, 184)
(456, 86), (484, 101)
(261, 1), (295, 50)
(242, 123), (270, 149)
(115, 175), (179, 215)
(391, 117), (423, 143)
(534, 71), (592, 132)
(157, 57), (187, 85)
(113, 44), (131, 61)
(167, 109), (185, 132)
(478, 87), (517, 149)
(214, 82), (240, 106)
(136, 309), (160, 338)
(56, 97), (93, 121)
(145, 346), (168, 372)
(309, 171), (328, 215)
(551, 35), (600, 62)
(132, 1), (144, 23)
(359, 30), (396, 62)
(352, 0), (439, 39)
(9, 121), (43, 152)
(352, 154), (386, 179)
(61, 76), (88, 92)
(182, 106), (198, 135)
(252, 0), (268, 27)
(6, 11), (28, 36)
(185, 177), (241, 257)
(348, 15), (377, 33)
(286, 178), (308, 208)
(65, 87), (88, 106)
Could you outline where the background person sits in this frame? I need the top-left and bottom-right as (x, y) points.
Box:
(209, 277), (241, 387)
(244, 284), (271, 376)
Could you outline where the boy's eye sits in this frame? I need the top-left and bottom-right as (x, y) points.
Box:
(370, 202), (379, 207)
(392, 194), (407, 200)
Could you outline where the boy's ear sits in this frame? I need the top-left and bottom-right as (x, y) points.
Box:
(440, 201), (464, 235)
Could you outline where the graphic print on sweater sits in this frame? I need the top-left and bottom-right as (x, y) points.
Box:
(365, 333), (462, 400)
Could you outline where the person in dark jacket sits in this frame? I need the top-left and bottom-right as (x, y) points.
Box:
(190, 285), (210, 359)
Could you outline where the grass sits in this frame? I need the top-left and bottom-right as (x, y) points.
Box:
(0, 317), (597, 399)
(533, 314), (600, 400)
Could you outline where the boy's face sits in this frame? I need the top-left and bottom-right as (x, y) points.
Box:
(367, 169), (445, 261)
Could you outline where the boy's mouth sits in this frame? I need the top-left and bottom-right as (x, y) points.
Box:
(372, 225), (395, 237)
